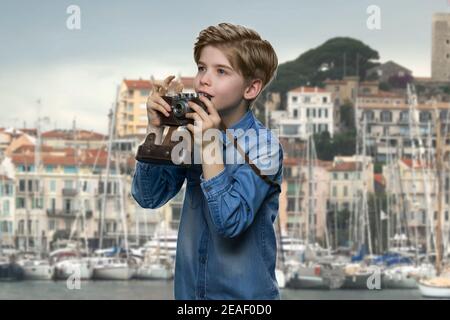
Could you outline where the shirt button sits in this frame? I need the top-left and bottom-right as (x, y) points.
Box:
(200, 257), (206, 264)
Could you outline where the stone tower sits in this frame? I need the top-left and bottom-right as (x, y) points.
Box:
(431, 13), (450, 82)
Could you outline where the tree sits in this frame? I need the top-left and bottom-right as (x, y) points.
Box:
(340, 102), (355, 131)
(265, 37), (380, 109)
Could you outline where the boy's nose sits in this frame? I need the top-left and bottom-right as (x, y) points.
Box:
(199, 73), (212, 86)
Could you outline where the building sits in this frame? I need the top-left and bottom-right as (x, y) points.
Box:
(431, 13), (450, 82)
(115, 77), (195, 138)
(328, 155), (374, 213)
(275, 87), (334, 139)
(0, 174), (15, 246)
(356, 92), (450, 161)
(383, 158), (450, 249)
(366, 61), (412, 83)
(41, 129), (106, 150)
(280, 157), (332, 244)
(7, 144), (156, 251)
(324, 76), (379, 106)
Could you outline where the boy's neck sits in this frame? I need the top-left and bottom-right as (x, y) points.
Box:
(219, 99), (250, 129)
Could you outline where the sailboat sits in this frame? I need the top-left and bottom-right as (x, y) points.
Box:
(285, 118), (345, 290)
(135, 221), (174, 280)
(91, 101), (137, 281)
(418, 105), (450, 298)
(16, 111), (55, 280)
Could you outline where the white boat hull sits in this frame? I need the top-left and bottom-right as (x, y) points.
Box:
(418, 281), (450, 298)
(94, 267), (135, 280)
(135, 265), (173, 280)
(23, 265), (55, 280)
(55, 261), (94, 280)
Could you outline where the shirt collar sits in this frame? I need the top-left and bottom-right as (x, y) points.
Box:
(221, 109), (255, 146)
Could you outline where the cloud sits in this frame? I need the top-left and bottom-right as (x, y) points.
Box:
(0, 56), (198, 134)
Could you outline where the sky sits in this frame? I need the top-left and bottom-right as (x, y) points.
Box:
(0, 0), (449, 134)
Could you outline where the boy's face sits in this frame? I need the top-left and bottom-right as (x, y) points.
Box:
(194, 45), (248, 113)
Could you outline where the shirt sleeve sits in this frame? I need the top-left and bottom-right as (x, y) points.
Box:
(200, 141), (283, 239)
(131, 161), (187, 209)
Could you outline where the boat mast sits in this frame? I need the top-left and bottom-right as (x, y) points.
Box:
(435, 117), (443, 276)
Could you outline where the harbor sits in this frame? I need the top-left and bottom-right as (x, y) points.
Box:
(1, 3), (450, 300)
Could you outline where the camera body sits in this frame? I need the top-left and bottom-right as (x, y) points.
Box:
(135, 92), (210, 166)
(160, 93), (209, 126)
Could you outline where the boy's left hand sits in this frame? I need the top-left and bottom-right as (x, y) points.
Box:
(185, 95), (222, 146)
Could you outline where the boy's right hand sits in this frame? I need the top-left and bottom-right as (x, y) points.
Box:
(146, 75), (183, 143)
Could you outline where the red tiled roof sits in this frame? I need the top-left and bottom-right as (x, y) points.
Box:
(124, 77), (195, 91)
(283, 157), (332, 168)
(289, 86), (327, 93)
(358, 90), (404, 98)
(329, 161), (360, 172)
(41, 129), (106, 140)
(401, 158), (431, 169)
(124, 79), (153, 90)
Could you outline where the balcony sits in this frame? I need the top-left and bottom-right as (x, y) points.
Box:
(62, 188), (78, 197)
(46, 209), (78, 218)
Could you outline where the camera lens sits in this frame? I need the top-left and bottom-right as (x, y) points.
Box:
(173, 100), (188, 118)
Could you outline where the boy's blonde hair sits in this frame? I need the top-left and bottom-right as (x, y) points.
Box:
(194, 23), (278, 103)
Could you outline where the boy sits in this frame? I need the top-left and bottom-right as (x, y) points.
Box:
(132, 23), (283, 300)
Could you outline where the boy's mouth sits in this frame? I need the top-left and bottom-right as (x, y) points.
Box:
(197, 91), (214, 100)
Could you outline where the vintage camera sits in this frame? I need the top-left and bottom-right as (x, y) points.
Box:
(160, 92), (210, 126)
(135, 92), (211, 166)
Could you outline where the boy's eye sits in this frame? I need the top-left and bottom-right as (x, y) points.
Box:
(217, 68), (226, 75)
(198, 66), (205, 72)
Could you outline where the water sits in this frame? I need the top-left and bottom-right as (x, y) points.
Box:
(0, 280), (437, 300)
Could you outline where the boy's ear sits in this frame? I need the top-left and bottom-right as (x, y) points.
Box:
(243, 79), (263, 101)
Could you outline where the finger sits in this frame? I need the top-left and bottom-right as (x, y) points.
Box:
(155, 96), (172, 112)
(173, 81), (184, 94)
(199, 95), (219, 117)
(186, 124), (194, 134)
(162, 75), (176, 88)
(188, 101), (210, 122)
(148, 102), (170, 117)
(186, 112), (203, 125)
(151, 75), (175, 97)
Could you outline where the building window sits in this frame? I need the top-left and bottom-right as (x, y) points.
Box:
(64, 180), (74, 189)
(399, 110), (409, 122)
(318, 109), (322, 118)
(324, 109), (328, 118)
(17, 198), (25, 209)
(304, 96), (311, 103)
(50, 180), (56, 192)
(293, 109), (298, 118)
(292, 96), (298, 103)
(140, 90), (150, 96)
(363, 110), (374, 121)
(64, 166), (77, 174)
(64, 199), (72, 214)
(322, 97), (328, 103)
(380, 110), (392, 122)
(419, 111), (432, 123)
(3, 200), (10, 215)
(19, 180), (26, 192)
(48, 220), (56, 231)
(332, 186), (337, 197)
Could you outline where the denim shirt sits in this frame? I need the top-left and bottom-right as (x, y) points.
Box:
(131, 110), (283, 300)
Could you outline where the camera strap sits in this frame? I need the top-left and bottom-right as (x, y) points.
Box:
(224, 129), (281, 193)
